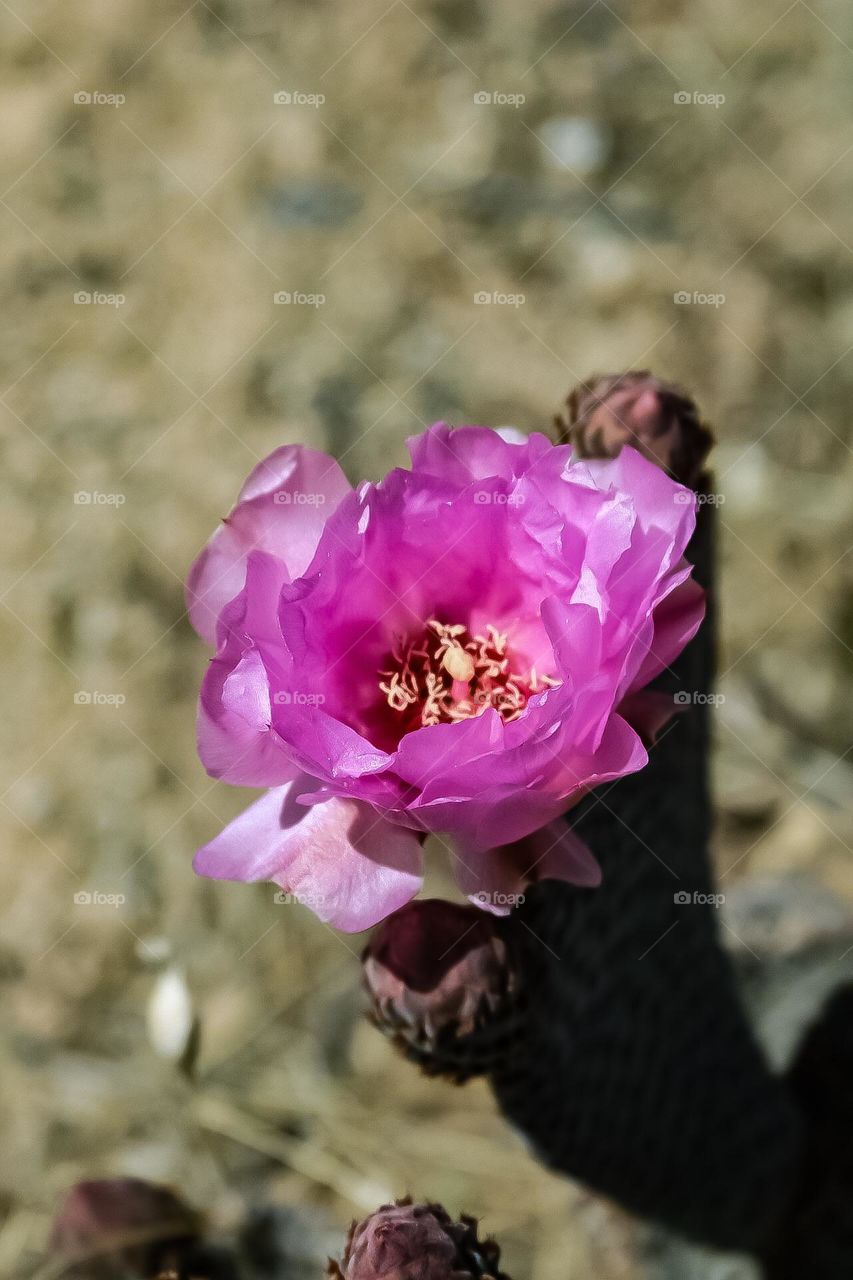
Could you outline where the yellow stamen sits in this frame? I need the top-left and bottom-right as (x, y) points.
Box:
(379, 618), (560, 731)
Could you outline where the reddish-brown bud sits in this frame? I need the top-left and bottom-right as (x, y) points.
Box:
(555, 370), (713, 489)
(362, 900), (521, 1082)
(48, 1178), (201, 1279)
(329, 1199), (510, 1280)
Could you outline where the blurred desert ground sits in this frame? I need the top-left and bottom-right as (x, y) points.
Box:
(3, 0), (853, 1276)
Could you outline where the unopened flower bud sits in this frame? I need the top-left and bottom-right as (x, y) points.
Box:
(329, 1198), (510, 1280)
(362, 900), (521, 1082)
(556, 370), (713, 489)
(48, 1178), (201, 1279)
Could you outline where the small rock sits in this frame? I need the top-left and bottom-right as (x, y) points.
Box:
(722, 874), (853, 959)
(147, 967), (197, 1064)
(537, 116), (610, 176)
(266, 181), (363, 228)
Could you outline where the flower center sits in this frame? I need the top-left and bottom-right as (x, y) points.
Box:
(379, 619), (559, 731)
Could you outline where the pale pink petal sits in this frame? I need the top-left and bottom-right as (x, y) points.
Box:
(187, 445), (351, 645)
(196, 551), (299, 786)
(628, 574), (706, 692)
(518, 819), (602, 887)
(198, 650), (300, 787)
(453, 819), (600, 914)
(194, 781), (423, 931)
(583, 446), (696, 562)
(405, 422), (549, 487)
(617, 688), (679, 746)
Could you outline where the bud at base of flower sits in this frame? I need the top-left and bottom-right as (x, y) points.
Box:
(329, 1198), (511, 1280)
(555, 370), (714, 490)
(362, 900), (522, 1083)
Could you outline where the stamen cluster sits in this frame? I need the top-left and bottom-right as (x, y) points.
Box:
(380, 620), (558, 730)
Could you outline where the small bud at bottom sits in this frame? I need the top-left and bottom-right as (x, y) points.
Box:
(48, 1178), (201, 1279)
(329, 1199), (511, 1280)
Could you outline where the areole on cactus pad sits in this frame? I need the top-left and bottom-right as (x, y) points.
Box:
(187, 420), (703, 930)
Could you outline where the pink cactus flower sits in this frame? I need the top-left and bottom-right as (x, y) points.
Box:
(187, 424), (703, 931)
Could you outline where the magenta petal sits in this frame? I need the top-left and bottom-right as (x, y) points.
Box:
(515, 819), (602, 887)
(452, 841), (527, 915)
(196, 552), (299, 787)
(194, 782), (423, 931)
(194, 786), (294, 881)
(406, 422), (523, 485)
(198, 649), (300, 786)
(186, 445), (351, 645)
(618, 688), (678, 746)
(629, 575), (705, 692)
(454, 818), (600, 914)
(584, 446), (696, 557)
